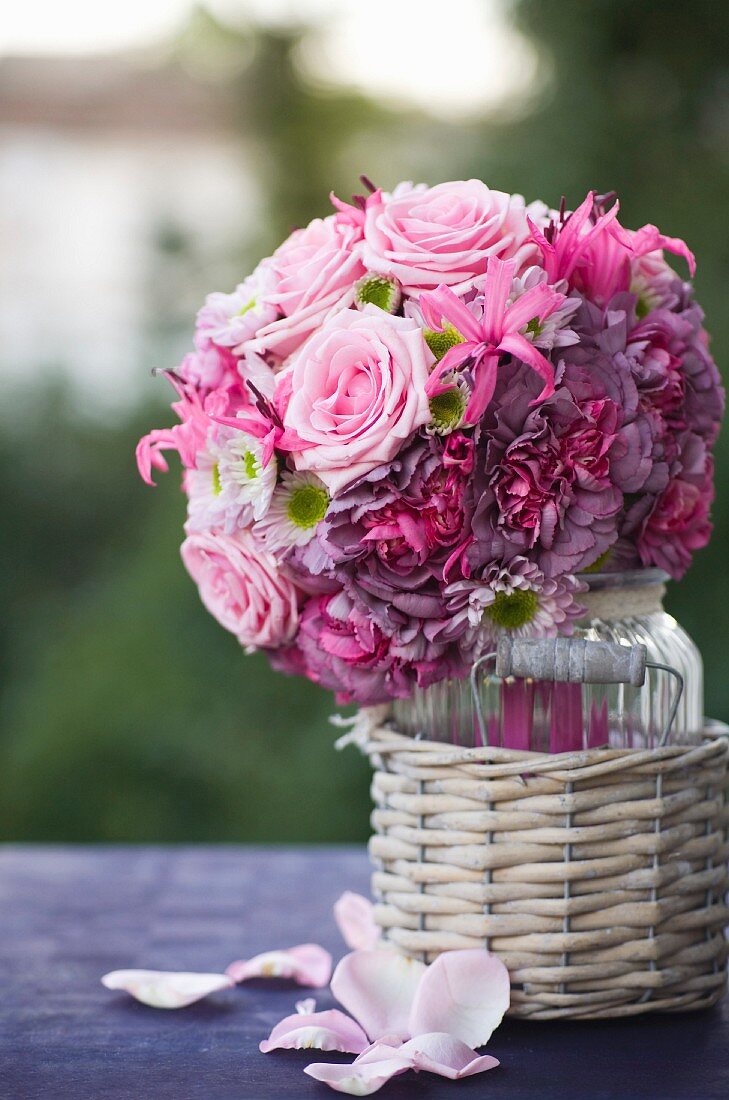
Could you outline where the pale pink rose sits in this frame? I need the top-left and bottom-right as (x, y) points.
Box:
(251, 215), (365, 362)
(284, 307), (432, 496)
(362, 180), (537, 295)
(180, 529), (300, 650)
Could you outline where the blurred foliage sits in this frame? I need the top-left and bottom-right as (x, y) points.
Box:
(1, 0), (727, 840)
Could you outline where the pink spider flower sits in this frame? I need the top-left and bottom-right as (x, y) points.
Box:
(329, 175), (379, 231)
(528, 191), (695, 305)
(421, 257), (565, 425)
(135, 371), (212, 486)
(210, 374), (311, 469)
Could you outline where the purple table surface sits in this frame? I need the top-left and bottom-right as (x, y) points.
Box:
(1, 845), (727, 1100)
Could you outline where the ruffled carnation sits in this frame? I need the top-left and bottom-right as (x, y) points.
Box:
(471, 362), (626, 576)
(319, 434), (472, 578)
(296, 589), (457, 705)
(628, 432), (714, 579)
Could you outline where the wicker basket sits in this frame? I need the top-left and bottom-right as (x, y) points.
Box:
(359, 676), (729, 1019)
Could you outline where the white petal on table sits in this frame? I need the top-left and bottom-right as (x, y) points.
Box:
(101, 969), (234, 1009)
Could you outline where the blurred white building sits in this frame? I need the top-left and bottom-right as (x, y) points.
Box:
(0, 52), (260, 406)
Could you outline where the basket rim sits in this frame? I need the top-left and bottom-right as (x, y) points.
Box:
(362, 719), (729, 782)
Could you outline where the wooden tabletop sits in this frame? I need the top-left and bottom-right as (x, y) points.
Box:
(1, 845), (727, 1099)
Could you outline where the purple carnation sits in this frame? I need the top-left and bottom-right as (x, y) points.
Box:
(312, 433), (474, 632)
(470, 359), (629, 577)
(320, 433), (473, 574)
(621, 431), (714, 579)
(296, 589), (463, 705)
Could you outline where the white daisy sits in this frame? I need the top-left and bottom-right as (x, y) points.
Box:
(195, 262), (278, 350)
(187, 429), (277, 534)
(426, 372), (469, 436)
(509, 265), (580, 350)
(254, 470), (330, 555)
(444, 557), (586, 660)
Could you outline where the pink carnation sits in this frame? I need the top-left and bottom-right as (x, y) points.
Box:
(251, 215), (365, 361)
(297, 590), (447, 705)
(362, 180), (537, 295)
(285, 307), (432, 496)
(180, 529), (300, 650)
(637, 460), (714, 580)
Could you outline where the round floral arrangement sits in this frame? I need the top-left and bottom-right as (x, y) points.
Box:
(138, 179), (723, 705)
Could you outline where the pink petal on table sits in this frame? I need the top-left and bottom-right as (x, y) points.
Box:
(304, 1043), (412, 1095)
(260, 1007), (369, 1054)
(400, 1032), (500, 1078)
(408, 949), (510, 1049)
(100, 969), (233, 1009)
(333, 892), (382, 950)
(331, 949), (426, 1042)
(225, 943), (332, 987)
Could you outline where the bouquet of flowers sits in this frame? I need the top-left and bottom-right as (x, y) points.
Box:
(137, 178), (723, 706)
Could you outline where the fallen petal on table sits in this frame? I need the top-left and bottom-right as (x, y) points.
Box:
(408, 948), (510, 1049)
(101, 969), (234, 1009)
(260, 1007), (369, 1054)
(333, 891), (381, 950)
(226, 943), (332, 987)
(330, 949), (426, 1042)
(399, 1032), (500, 1078)
(304, 1044), (412, 1096)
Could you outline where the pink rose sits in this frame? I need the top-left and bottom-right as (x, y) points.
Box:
(251, 215), (365, 361)
(181, 529), (300, 650)
(284, 307), (432, 496)
(362, 181), (536, 295)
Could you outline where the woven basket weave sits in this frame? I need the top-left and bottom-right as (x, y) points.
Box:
(362, 714), (729, 1019)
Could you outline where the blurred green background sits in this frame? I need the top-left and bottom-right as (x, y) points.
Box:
(1, 0), (728, 842)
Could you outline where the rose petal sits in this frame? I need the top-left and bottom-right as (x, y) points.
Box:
(408, 949), (510, 1049)
(330, 949), (426, 1042)
(400, 1032), (500, 1078)
(100, 969), (233, 1009)
(304, 1045), (411, 1096)
(260, 1008), (369, 1054)
(226, 943), (332, 987)
(333, 892), (381, 951)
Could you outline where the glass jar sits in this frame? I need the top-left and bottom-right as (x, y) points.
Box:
(392, 569), (703, 751)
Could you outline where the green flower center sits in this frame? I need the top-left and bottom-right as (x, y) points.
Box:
(355, 275), (400, 313)
(424, 323), (465, 361)
(635, 295), (650, 320)
(211, 463), (222, 496)
(524, 316), (544, 338)
(287, 484), (329, 529)
(429, 387), (466, 433)
(243, 450), (259, 480)
(485, 589), (538, 630)
(236, 297), (256, 316)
